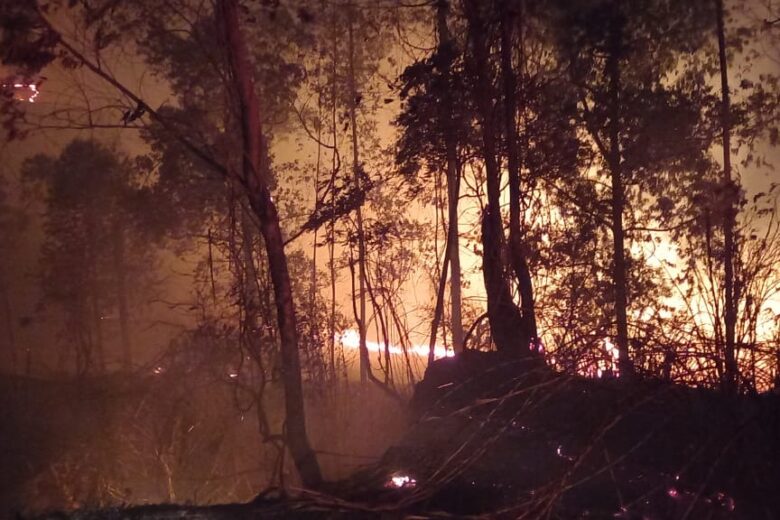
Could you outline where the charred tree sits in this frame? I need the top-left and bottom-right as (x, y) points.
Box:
(605, 10), (633, 379)
(481, 204), (530, 353)
(714, 0), (738, 394)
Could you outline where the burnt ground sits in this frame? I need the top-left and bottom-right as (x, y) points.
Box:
(15, 351), (780, 519)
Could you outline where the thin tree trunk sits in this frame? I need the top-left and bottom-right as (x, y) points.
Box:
(311, 55), (323, 346)
(714, 0), (738, 394)
(329, 0), (338, 383)
(113, 220), (132, 370)
(219, 0), (322, 488)
(606, 11), (633, 379)
(428, 233), (451, 364)
(346, 2), (370, 383)
(436, 0), (464, 354)
(500, 0), (537, 345)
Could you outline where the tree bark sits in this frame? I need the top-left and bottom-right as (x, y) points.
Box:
(606, 11), (633, 379)
(714, 0), (738, 394)
(219, 0), (322, 488)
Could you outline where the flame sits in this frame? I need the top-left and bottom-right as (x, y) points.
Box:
(2, 82), (40, 103)
(336, 329), (454, 360)
(386, 473), (417, 488)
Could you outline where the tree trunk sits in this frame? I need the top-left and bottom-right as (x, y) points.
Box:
(219, 0), (322, 488)
(428, 233), (452, 364)
(436, 0), (464, 353)
(500, 0), (537, 345)
(112, 219), (132, 370)
(346, 1), (371, 383)
(329, 1), (339, 382)
(465, 0), (529, 354)
(606, 11), (633, 379)
(714, 0), (738, 394)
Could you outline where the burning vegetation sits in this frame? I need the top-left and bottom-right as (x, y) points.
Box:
(1, 0), (780, 518)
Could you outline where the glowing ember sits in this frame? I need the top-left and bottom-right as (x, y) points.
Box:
(2, 82), (40, 103)
(714, 491), (735, 511)
(555, 444), (574, 461)
(386, 473), (417, 489)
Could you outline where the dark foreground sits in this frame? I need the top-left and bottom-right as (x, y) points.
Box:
(19, 352), (780, 519)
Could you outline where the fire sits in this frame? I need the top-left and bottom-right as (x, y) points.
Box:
(336, 329), (454, 360)
(385, 473), (417, 488)
(2, 82), (40, 103)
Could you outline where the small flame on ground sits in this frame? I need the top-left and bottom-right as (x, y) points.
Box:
(386, 473), (417, 489)
(2, 83), (40, 103)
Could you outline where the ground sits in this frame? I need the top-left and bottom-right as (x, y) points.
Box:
(17, 351), (780, 519)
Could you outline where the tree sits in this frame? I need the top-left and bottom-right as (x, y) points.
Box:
(462, 0), (532, 354)
(499, 0), (538, 345)
(552, 0), (712, 378)
(714, 0), (738, 393)
(22, 140), (150, 373)
(439, 1), (465, 354)
(218, 0), (322, 488)
(2, 0), (324, 486)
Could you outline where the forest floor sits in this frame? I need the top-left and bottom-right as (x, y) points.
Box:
(20, 351), (780, 519)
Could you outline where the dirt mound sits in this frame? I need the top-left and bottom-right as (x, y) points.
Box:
(370, 350), (780, 518)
